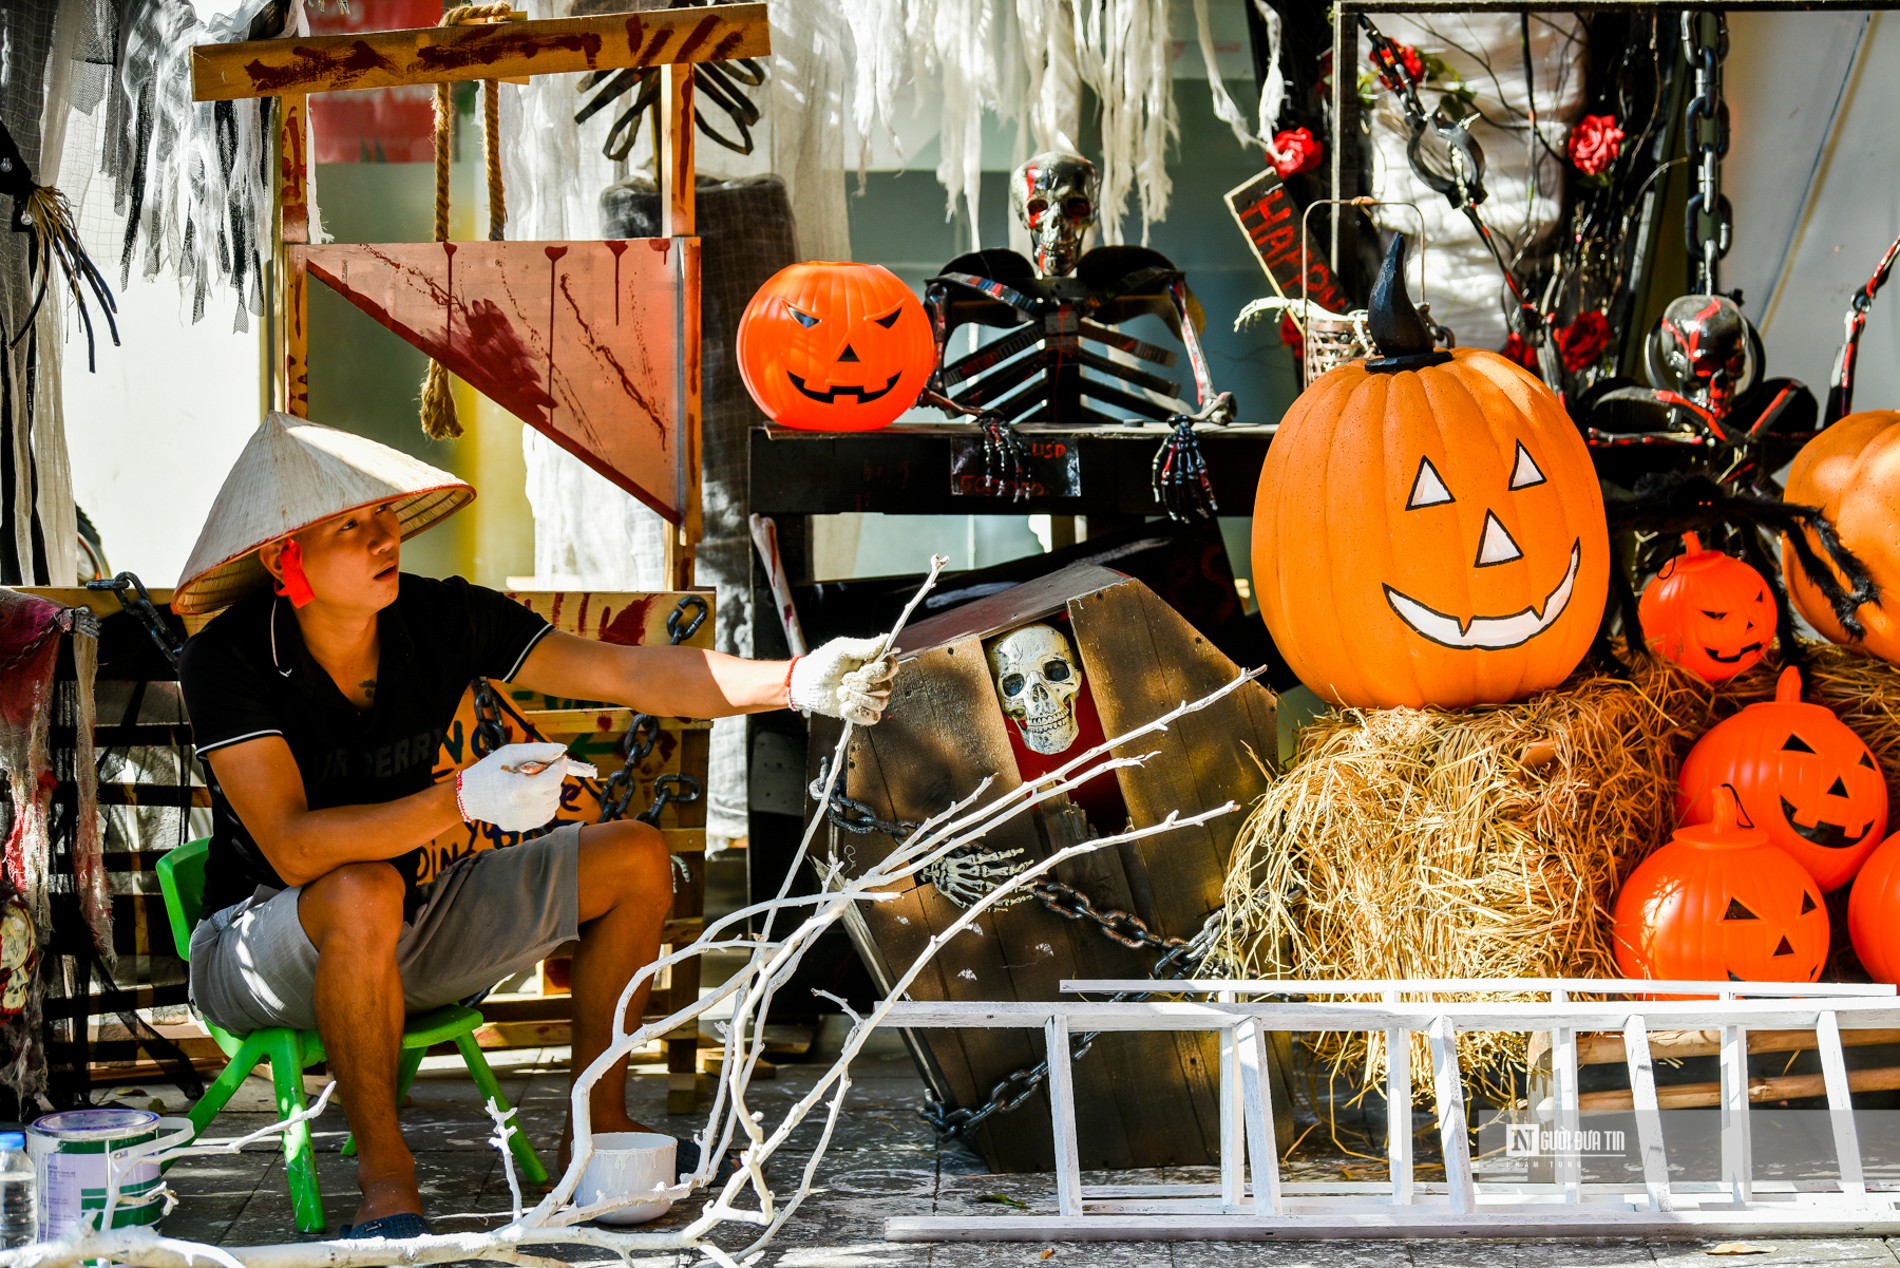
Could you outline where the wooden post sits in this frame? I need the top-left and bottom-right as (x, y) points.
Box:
(1236, 1017), (1281, 1218)
(1428, 1016), (1473, 1215)
(1045, 1015), (1083, 1217)
(1383, 988), (1413, 1206)
(1217, 993), (1244, 1211)
(1719, 1023), (1753, 1203)
(1548, 986), (1581, 1201)
(278, 94), (311, 418)
(661, 62), (699, 595)
(1817, 1009), (1866, 1197)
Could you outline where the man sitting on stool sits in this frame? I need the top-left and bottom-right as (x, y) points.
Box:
(172, 412), (895, 1239)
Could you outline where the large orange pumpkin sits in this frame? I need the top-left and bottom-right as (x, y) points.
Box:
(1848, 832), (1900, 983)
(1637, 532), (1775, 682)
(1252, 236), (1610, 708)
(737, 262), (934, 432)
(1612, 785), (1829, 985)
(1781, 410), (1900, 661)
(1678, 666), (1887, 892)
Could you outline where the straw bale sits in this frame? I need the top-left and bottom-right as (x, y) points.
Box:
(1202, 644), (1900, 1101)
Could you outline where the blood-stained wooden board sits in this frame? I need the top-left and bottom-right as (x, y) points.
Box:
(299, 239), (694, 523)
(190, 5), (772, 101)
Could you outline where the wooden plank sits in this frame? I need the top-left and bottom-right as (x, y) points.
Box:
(1428, 1017), (1473, 1215)
(1218, 1006), (1244, 1210)
(302, 239), (689, 524)
(1721, 1024), (1753, 1203)
(1535, 1025), (1900, 1068)
(1383, 989), (1413, 1207)
(661, 64), (695, 239)
(1549, 987), (1581, 1201)
(280, 93), (310, 416)
(1816, 1009), (1865, 1197)
(1046, 1016), (1084, 1217)
(1236, 1017), (1281, 1217)
(676, 235), (702, 589)
(1624, 1014), (1670, 1212)
(192, 6), (772, 101)
(1578, 1063), (1900, 1112)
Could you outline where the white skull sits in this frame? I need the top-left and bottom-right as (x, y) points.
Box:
(989, 623), (1084, 755)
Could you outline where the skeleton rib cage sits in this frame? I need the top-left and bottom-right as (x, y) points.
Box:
(925, 246), (1216, 430)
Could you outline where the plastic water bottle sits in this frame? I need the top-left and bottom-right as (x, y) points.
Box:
(0, 1131), (35, 1247)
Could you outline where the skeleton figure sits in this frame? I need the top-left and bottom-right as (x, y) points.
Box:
(990, 623), (1084, 755)
(923, 150), (1235, 521)
(1012, 152), (1099, 280)
(1582, 294), (1816, 496)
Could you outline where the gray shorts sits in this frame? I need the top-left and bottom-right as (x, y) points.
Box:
(188, 824), (583, 1034)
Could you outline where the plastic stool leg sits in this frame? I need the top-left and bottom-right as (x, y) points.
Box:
(187, 1034), (269, 1139)
(264, 1030), (325, 1234)
(454, 1032), (548, 1185)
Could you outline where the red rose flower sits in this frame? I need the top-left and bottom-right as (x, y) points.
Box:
(1268, 128), (1323, 179)
(1555, 311), (1610, 372)
(1568, 113), (1624, 176)
(1279, 314), (1304, 361)
(1501, 333), (1539, 370)
(1369, 43), (1424, 90)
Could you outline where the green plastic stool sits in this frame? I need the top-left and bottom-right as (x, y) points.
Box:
(156, 838), (548, 1233)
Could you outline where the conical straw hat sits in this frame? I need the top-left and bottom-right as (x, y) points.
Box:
(172, 411), (474, 615)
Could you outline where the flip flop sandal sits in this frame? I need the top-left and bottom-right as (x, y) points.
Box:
(338, 1212), (432, 1240)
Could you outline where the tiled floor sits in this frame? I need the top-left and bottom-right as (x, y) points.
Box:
(123, 1022), (1900, 1267)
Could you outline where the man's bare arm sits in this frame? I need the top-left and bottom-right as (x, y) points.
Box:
(205, 736), (461, 888)
(510, 631), (788, 719)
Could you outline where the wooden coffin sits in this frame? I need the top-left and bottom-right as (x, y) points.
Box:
(814, 563), (1287, 1172)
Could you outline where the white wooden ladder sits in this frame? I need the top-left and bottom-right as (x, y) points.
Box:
(882, 978), (1900, 1242)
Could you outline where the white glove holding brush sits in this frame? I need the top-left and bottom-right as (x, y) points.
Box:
(789, 636), (899, 725)
(454, 742), (595, 832)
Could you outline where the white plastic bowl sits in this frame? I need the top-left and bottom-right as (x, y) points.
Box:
(576, 1131), (678, 1225)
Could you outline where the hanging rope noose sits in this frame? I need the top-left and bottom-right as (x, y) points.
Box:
(419, 3), (513, 441)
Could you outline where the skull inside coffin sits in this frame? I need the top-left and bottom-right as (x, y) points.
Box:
(812, 563), (1287, 1174)
(988, 623), (1084, 754)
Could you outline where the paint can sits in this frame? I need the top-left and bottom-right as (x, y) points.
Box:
(27, 1108), (192, 1241)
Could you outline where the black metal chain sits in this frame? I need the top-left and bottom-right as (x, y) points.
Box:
(919, 905), (1222, 1138)
(85, 572), (181, 669)
(597, 595), (708, 825)
(470, 677), (509, 757)
(1682, 11), (1731, 296)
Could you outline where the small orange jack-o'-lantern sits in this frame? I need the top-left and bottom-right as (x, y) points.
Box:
(1251, 234), (1610, 708)
(1679, 666), (1887, 892)
(1613, 785), (1829, 986)
(1848, 832), (1900, 984)
(737, 261), (934, 432)
(1638, 532), (1776, 682)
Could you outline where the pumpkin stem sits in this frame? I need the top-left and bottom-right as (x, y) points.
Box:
(1367, 233), (1452, 372)
(1776, 664), (1804, 704)
(1682, 531), (1703, 555)
(1711, 784), (1741, 833)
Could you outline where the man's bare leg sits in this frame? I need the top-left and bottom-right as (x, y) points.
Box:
(563, 819), (674, 1159)
(300, 861), (418, 1225)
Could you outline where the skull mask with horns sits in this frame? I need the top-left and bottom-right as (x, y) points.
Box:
(1011, 151), (1099, 279)
(989, 623), (1085, 754)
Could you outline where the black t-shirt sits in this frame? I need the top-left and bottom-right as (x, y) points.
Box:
(177, 574), (553, 917)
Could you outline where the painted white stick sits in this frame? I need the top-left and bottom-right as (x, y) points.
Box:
(1816, 1008), (1865, 1196)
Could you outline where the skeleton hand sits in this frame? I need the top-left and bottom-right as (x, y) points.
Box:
(921, 846), (1030, 909)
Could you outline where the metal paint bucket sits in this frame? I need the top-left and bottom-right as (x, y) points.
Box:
(27, 1108), (191, 1241)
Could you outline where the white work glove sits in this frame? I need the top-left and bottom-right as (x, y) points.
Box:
(789, 635), (899, 726)
(454, 742), (580, 833)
